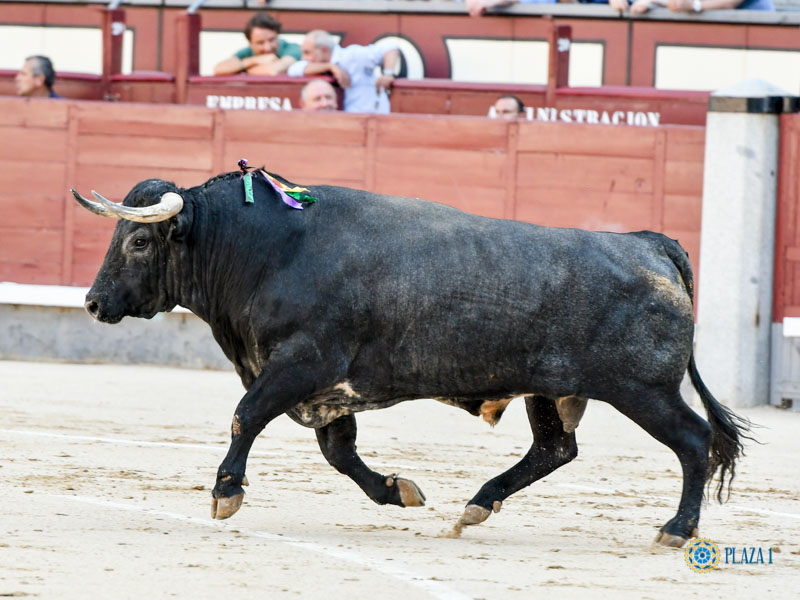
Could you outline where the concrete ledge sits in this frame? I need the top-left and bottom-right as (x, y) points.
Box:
(0, 283), (229, 370)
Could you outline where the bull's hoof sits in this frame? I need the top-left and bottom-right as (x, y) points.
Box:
(397, 478), (426, 507)
(654, 528), (698, 548)
(385, 475), (426, 507)
(211, 492), (244, 520)
(444, 501), (501, 538)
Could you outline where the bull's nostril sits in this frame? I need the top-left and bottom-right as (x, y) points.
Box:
(85, 300), (100, 317)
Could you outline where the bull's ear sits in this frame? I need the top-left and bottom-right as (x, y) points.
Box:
(167, 206), (192, 242)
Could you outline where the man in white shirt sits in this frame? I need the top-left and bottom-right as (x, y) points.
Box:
(287, 30), (399, 114)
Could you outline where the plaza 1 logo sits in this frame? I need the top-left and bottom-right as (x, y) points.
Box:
(684, 538), (776, 573)
(684, 538), (721, 573)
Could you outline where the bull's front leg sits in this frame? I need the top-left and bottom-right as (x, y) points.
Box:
(211, 335), (341, 520)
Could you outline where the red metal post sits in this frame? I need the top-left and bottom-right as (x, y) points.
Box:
(175, 12), (202, 105)
(101, 8), (126, 97)
(546, 23), (571, 107)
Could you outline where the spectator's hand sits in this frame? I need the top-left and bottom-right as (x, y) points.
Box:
(465, 0), (511, 17)
(244, 53), (281, 75)
(630, 0), (654, 12)
(375, 73), (395, 92)
(330, 65), (351, 88)
(609, 0), (630, 11)
(667, 0), (693, 10)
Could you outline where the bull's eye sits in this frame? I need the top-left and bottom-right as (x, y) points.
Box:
(133, 238), (149, 249)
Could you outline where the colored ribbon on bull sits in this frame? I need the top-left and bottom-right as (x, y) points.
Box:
(261, 170), (317, 210)
(243, 171), (254, 204)
(238, 158), (255, 204)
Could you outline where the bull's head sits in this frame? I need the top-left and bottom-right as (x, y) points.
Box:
(72, 179), (189, 323)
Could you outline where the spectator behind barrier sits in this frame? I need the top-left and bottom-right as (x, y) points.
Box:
(213, 12), (301, 76)
(490, 95), (526, 120)
(609, 0), (773, 14)
(287, 30), (400, 115)
(300, 79), (338, 111)
(466, 0), (561, 16)
(16, 55), (60, 98)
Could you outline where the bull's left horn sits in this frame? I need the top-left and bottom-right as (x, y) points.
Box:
(71, 188), (116, 218)
(91, 190), (184, 223)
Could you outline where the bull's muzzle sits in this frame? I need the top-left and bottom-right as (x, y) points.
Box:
(84, 297), (101, 320)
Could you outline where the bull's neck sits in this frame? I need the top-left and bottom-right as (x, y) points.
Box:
(174, 194), (297, 330)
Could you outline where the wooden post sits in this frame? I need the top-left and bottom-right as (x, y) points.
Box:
(101, 7), (125, 98)
(546, 23), (571, 107)
(175, 12), (202, 105)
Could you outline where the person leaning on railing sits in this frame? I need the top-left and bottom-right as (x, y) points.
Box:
(608, 0), (773, 14)
(212, 12), (301, 76)
(287, 30), (400, 114)
(466, 0), (774, 13)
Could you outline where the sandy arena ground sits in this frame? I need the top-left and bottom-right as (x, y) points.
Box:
(0, 359), (798, 599)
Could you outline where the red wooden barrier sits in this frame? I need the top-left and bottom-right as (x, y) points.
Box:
(773, 113), (800, 322)
(0, 97), (705, 292)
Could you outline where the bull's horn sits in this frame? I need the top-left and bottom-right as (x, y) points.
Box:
(71, 188), (115, 218)
(91, 190), (184, 223)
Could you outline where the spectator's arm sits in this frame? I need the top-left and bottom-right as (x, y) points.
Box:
(287, 60), (351, 88)
(465, 0), (514, 16)
(213, 56), (246, 76)
(246, 55), (296, 76)
(668, 0), (743, 9)
(375, 48), (400, 91)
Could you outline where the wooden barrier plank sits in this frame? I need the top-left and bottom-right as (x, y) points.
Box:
(371, 176), (505, 220)
(663, 193), (703, 232)
(75, 102), (214, 139)
(517, 122), (657, 157)
(665, 128), (706, 163)
(77, 133), (214, 171)
(375, 146), (508, 189)
(69, 263), (104, 287)
(298, 177), (368, 190)
(664, 158), (704, 196)
(514, 188), (654, 231)
(72, 228), (115, 268)
(223, 111), (367, 147)
(73, 164), (214, 206)
(0, 261), (62, 285)
(0, 97), (68, 128)
(377, 115), (508, 151)
(0, 229), (62, 264)
(223, 142), (366, 183)
(0, 162), (66, 229)
(0, 127), (68, 163)
(0, 196), (64, 230)
(516, 152), (654, 194)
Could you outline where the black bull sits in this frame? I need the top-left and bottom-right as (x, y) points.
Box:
(71, 170), (750, 546)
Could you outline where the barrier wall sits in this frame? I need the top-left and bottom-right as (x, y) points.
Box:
(774, 113), (800, 321)
(0, 96), (705, 293)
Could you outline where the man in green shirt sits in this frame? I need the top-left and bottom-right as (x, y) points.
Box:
(213, 12), (301, 76)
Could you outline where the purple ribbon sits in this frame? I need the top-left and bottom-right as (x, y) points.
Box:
(261, 170), (304, 210)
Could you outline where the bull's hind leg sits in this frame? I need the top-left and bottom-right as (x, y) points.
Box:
(450, 395), (580, 536)
(315, 413), (426, 507)
(608, 389), (711, 547)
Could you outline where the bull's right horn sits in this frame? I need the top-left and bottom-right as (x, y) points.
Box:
(91, 190), (184, 223)
(71, 188), (116, 218)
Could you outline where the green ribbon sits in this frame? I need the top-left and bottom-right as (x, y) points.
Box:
(243, 172), (254, 204)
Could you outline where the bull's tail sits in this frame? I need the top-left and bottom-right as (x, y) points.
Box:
(688, 354), (753, 503)
(661, 235), (754, 503)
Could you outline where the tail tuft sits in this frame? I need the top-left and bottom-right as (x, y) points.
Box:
(688, 354), (756, 503)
